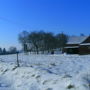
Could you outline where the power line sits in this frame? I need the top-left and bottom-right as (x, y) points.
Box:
(0, 16), (27, 28)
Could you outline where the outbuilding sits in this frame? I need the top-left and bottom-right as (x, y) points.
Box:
(64, 36), (90, 54)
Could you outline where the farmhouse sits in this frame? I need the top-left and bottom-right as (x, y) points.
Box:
(64, 36), (90, 54)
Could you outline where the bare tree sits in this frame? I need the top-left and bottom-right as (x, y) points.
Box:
(3, 48), (7, 54)
(0, 48), (3, 54)
(9, 47), (17, 53)
(18, 30), (68, 54)
(18, 30), (29, 52)
(43, 32), (57, 53)
(28, 31), (44, 54)
(56, 32), (68, 53)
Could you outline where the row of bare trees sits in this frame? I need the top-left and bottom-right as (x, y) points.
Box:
(18, 31), (68, 54)
(0, 47), (17, 55)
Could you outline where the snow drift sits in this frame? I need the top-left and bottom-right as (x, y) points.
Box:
(0, 54), (90, 90)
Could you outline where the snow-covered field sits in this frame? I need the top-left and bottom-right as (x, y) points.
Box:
(0, 54), (90, 90)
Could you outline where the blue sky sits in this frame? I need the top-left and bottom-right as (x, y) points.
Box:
(0, 0), (90, 49)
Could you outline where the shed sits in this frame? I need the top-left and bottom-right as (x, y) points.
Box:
(64, 36), (90, 54)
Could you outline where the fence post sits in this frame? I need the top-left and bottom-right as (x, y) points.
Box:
(16, 52), (20, 67)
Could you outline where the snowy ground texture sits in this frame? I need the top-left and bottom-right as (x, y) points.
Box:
(0, 54), (90, 90)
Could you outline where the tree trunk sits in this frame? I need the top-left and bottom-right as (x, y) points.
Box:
(36, 48), (39, 54)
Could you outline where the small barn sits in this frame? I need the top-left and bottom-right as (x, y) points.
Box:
(64, 36), (90, 54)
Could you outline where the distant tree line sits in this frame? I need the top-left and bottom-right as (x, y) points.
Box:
(0, 47), (18, 55)
(18, 30), (68, 54)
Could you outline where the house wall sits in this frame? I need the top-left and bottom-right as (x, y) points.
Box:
(79, 45), (90, 54)
(66, 48), (79, 54)
(78, 36), (90, 54)
(64, 44), (79, 54)
(66, 44), (79, 47)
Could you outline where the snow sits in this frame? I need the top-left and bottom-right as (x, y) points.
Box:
(64, 46), (79, 48)
(0, 54), (90, 90)
(67, 36), (88, 44)
(80, 43), (90, 45)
